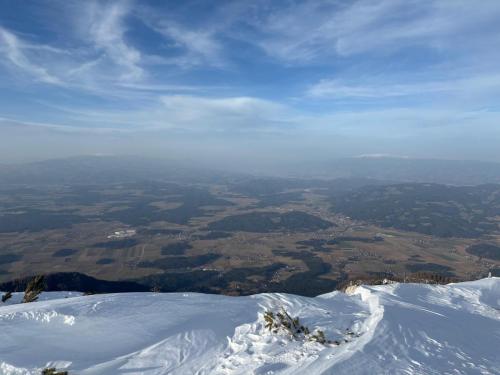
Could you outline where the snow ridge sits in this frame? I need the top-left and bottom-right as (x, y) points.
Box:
(1, 279), (499, 374)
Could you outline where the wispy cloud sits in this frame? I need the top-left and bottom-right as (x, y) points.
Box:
(84, 0), (144, 82)
(154, 24), (223, 68)
(1, 0), (500, 163)
(0, 1), (226, 99)
(159, 95), (291, 130)
(21, 95), (294, 133)
(6, 97), (500, 141)
(0, 116), (121, 134)
(241, 0), (500, 63)
(307, 74), (500, 99)
(0, 27), (63, 84)
(2, 1), (147, 90)
(134, 5), (226, 69)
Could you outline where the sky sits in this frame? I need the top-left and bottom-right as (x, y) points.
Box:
(1, 0), (500, 169)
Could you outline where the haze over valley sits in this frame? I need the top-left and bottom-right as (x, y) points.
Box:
(1, 156), (499, 296)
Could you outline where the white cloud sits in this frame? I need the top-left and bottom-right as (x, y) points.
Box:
(0, 2), (222, 97)
(0, 27), (63, 84)
(155, 25), (223, 68)
(85, 0), (143, 82)
(0, 1), (144, 90)
(0, 117), (119, 134)
(159, 95), (292, 130)
(242, 0), (500, 63)
(6, 98), (500, 142)
(25, 94), (297, 134)
(134, 4), (225, 69)
(307, 74), (500, 99)
(2, 0), (500, 145)
(15, 95), (293, 133)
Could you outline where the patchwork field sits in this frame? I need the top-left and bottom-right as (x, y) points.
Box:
(1, 177), (499, 295)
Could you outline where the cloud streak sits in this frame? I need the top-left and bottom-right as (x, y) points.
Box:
(239, 0), (500, 63)
(0, 27), (63, 84)
(307, 74), (500, 100)
(85, 0), (144, 81)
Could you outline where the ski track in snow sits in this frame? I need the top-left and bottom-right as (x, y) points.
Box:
(0, 279), (499, 374)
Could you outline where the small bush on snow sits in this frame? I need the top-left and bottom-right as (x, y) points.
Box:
(23, 275), (45, 303)
(41, 368), (68, 375)
(263, 308), (330, 344)
(1, 291), (12, 303)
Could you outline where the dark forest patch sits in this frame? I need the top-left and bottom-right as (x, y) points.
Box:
(296, 239), (327, 247)
(0, 209), (86, 233)
(92, 238), (139, 249)
(139, 228), (183, 236)
(406, 263), (454, 276)
(327, 236), (384, 245)
(96, 258), (115, 265)
(161, 242), (192, 255)
(466, 243), (500, 260)
(156, 190), (233, 225)
(253, 191), (305, 208)
(136, 263), (298, 295)
(332, 183), (500, 238)
(295, 239), (330, 252)
(138, 270), (222, 293)
(56, 187), (104, 205)
(138, 253), (221, 270)
(271, 250), (341, 295)
(138, 263), (291, 295)
(195, 231), (232, 240)
(53, 248), (78, 257)
(229, 178), (305, 196)
(0, 253), (23, 265)
(0, 272), (148, 293)
(103, 189), (233, 226)
(223, 263), (285, 283)
(208, 211), (333, 233)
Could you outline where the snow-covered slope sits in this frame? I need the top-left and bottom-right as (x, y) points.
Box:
(1, 278), (499, 375)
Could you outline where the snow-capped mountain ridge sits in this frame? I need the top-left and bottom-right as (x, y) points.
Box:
(1, 278), (499, 374)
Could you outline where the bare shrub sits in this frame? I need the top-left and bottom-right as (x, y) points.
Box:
(1, 291), (12, 303)
(23, 275), (45, 303)
(263, 308), (331, 344)
(41, 368), (68, 375)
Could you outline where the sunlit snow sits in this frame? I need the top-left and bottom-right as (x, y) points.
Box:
(1, 279), (499, 374)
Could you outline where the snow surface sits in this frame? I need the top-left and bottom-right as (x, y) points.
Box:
(1, 278), (499, 374)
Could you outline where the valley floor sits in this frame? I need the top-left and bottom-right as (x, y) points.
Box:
(1, 278), (499, 374)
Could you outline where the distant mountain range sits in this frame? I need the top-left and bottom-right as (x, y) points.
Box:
(0, 155), (234, 185)
(304, 157), (500, 185)
(2, 155), (500, 186)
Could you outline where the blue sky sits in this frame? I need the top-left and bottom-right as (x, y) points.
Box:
(1, 0), (500, 165)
